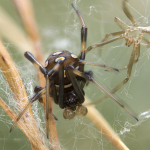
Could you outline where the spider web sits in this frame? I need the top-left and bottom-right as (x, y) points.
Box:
(0, 0), (150, 150)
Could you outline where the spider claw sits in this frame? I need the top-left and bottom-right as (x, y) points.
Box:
(9, 127), (13, 133)
(114, 68), (119, 72)
(105, 69), (112, 72)
(9, 122), (17, 133)
(47, 133), (49, 139)
(135, 117), (139, 121)
(105, 68), (119, 72)
(51, 113), (58, 121)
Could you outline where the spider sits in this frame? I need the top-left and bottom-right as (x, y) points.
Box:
(86, 0), (150, 94)
(10, 3), (138, 138)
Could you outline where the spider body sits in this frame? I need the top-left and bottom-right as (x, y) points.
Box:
(45, 50), (78, 86)
(44, 50), (87, 114)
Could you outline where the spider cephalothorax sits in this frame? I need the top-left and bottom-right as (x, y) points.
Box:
(125, 28), (143, 46)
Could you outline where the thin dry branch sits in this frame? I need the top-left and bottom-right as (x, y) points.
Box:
(0, 6), (34, 55)
(11, 0), (60, 149)
(0, 40), (47, 150)
(0, 98), (48, 150)
(11, 0), (43, 68)
(85, 97), (129, 150)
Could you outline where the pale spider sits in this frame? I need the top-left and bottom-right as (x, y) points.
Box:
(86, 0), (150, 93)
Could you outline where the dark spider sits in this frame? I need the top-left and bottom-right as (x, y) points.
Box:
(10, 3), (138, 138)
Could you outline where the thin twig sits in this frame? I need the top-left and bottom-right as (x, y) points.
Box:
(11, 0), (60, 149)
(0, 6), (35, 55)
(85, 97), (129, 150)
(11, 0), (43, 66)
(0, 98), (48, 150)
(0, 40), (47, 150)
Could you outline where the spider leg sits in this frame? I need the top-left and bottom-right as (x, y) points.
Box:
(46, 80), (59, 139)
(67, 66), (84, 104)
(141, 37), (150, 47)
(111, 43), (138, 93)
(71, 3), (87, 61)
(115, 17), (129, 30)
(45, 60), (64, 138)
(122, 0), (138, 27)
(78, 60), (119, 72)
(58, 64), (65, 108)
(95, 31), (125, 56)
(141, 29), (150, 35)
(118, 43), (140, 71)
(101, 31), (125, 43)
(71, 3), (87, 73)
(71, 68), (138, 121)
(45, 75), (50, 139)
(141, 43), (150, 48)
(133, 43), (140, 64)
(50, 82), (58, 105)
(142, 37), (150, 44)
(86, 35), (125, 53)
(24, 51), (47, 75)
(10, 87), (46, 132)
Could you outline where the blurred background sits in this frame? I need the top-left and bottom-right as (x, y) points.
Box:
(0, 0), (150, 149)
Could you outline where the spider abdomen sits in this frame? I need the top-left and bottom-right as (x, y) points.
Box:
(64, 91), (80, 109)
(45, 50), (78, 71)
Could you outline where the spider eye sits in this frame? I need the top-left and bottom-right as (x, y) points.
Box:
(63, 108), (75, 120)
(55, 56), (65, 62)
(71, 54), (77, 58)
(76, 105), (88, 117)
(45, 60), (49, 67)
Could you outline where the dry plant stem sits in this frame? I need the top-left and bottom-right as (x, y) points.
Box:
(85, 97), (129, 150)
(11, 0), (44, 85)
(41, 100), (61, 150)
(11, 0), (43, 65)
(0, 6), (34, 55)
(0, 98), (48, 150)
(0, 40), (45, 150)
(11, 0), (60, 148)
